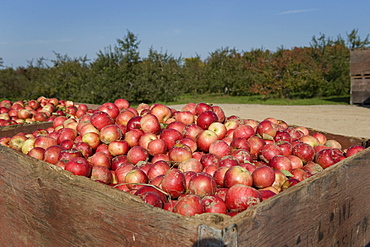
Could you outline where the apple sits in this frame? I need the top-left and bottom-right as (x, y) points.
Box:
(108, 140), (130, 156)
(17, 109), (32, 119)
(224, 120), (239, 131)
(188, 172), (217, 197)
(230, 149), (253, 164)
(212, 105), (225, 123)
(111, 155), (130, 171)
(312, 132), (327, 145)
(65, 157), (92, 177)
(124, 169), (148, 190)
(79, 123), (100, 136)
(43, 145), (64, 164)
(8, 134), (27, 151)
(98, 102), (120, 119)
(124, 129), (144, 147)
(196, 130), (219, 152)
(90, 165), (113, 184)
(259, 143), (283, 163)
(277, 141), (293, 156)
(34, 112), (48, 122)
(168, 144), (193, 162)
(268, 155), (293, 172)
(34, 136), (58, 150)
(196, 111), (218, 130)
(159, 128), (183, 150)
(274, 130), (292, 143)
(140, 113), (161, 134)
(166, 121), (186, 134)
(252, 165), (275, 189)
(126, 115), (142, 131)
(324, 139), (342, 149)
(100, 124), (123, 144)
(183, 124), (203, 141)
(28, 147), (45, 160)
(175, 111), (194, 125)
(208, 140), (231, 158)
(295, 126), (309, 136)
(345, 145), (365, 157)
(74, 142), (93, 158)
(181, 102), (197, 115)
(114, 98), (130, 110)
(195, 102), (213, 115)
(89, 151), (112, 169)
(299, 135), (320, 147)
(292, 142), (315, 164)
(230, 137), (250, 151)
(150, 104), (172, 123)
(178, 158), (203, 173)
(127, 146), (149, 165)
(57, 127), (77, 144)
(178, 137), (197, 153)
(256, 120), (277, 140)
(115, 110), (136, 126)
(90, 111), (115, 130)
(147, 138), (167, 156)
(220, 155), (239, 168)
(82, 132), (101, 149)
(208, 122), (227, 139)
(233, 124), (255, 140)
(21, 138), (36, 154)
(315, 148), (345, 169)
(247, 135), (265, 159)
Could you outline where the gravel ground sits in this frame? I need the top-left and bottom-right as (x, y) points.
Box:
(170, 104), (370, 139)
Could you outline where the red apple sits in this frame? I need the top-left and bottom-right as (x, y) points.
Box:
(196, 130), (219, 152)
(90, 165), (113, 184)
(114, 98), (130, 110)
(208, 140), (231, 158)
(197, 111), (218, 130)
(65, 157), (92, 177)
(127, 146), (149, 165)
(98, 102), (119, 119)
(195, 102), (212, 115)
(90, 111), (115, 130)
(175, 111), (194, 125)
(168, 144), (193, 162)
(140, 113), (161, 134)
(150, 104), (172, 123)
(183, 124), (203, 141)
(100, 124), (123, 144)
(82, 132), (101, 149)
(89, 151), (112, 169)
(115, 110), (136, 126)
(159, 128), (183, 150)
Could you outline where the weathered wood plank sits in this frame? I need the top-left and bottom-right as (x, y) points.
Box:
(0, 122), (53, 138)
(0, 145), (231, 246)
(233, 148), (370, 246)
(0, 129), (369, 246)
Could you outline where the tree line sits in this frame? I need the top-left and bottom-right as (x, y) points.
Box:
(1, 29), (369, 104)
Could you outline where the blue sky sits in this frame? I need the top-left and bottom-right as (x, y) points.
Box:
(1, 0), (369, 67)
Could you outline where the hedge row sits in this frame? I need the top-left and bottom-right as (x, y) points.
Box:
(1, 30), (368, 104)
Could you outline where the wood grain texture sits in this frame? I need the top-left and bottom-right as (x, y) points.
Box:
(0, 132), (369, 246)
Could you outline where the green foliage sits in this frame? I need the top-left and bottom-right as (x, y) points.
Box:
(0, 29), (368, 104)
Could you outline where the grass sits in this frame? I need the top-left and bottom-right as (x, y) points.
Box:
(159, 94), (351, 106)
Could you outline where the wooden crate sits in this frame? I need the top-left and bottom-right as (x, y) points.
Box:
(0, 131), (369, 246)
(350, 48), (370, 105)
(0, 122), (53, 138)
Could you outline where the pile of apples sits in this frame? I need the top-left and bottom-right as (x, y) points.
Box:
(0, 98), (366, 217)
(0, 96), (94, 126)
